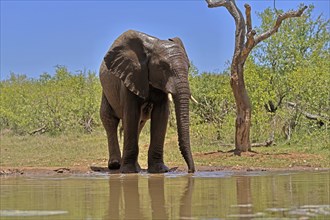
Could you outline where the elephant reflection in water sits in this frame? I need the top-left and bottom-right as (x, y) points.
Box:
(106, 176), (143, 219)
(148, 176), (194, 219)
(104, 175), (194, 219)
(179, 176), (194, 218)
(148, 176), (168, 219)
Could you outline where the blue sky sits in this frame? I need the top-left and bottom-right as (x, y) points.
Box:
(1, 0), (329, 79)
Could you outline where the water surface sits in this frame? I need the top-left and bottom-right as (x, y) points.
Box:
(0, 170), (329, 219)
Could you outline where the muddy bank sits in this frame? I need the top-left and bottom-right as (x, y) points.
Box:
(0, 165), (327, 177)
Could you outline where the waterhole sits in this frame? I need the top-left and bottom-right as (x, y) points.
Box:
(0, 171), (329, 219)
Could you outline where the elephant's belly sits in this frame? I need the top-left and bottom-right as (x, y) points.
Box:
(101, 72), (123, 118)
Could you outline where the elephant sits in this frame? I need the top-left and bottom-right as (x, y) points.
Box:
(99, 30), (195, 173)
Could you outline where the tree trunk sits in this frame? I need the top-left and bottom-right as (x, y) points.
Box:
(231, 75), (251, 154)
(226, 0), (252, 153)
(231, 64), (251, 152)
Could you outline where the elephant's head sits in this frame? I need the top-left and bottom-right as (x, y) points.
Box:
(103, 30), (195, 173)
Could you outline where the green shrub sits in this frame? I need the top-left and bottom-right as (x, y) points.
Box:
(0, 66), (101, 135)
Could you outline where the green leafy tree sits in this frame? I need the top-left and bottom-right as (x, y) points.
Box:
(251, 5), (330, 140)
(253, 5), (330, 95)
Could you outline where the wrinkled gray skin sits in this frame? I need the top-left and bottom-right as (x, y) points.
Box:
(99, 30), (195, 173)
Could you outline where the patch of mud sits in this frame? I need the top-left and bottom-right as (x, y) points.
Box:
(0, 168), (24, 176)
(0, 165), (327, 177)
(0, 167), (90, 177)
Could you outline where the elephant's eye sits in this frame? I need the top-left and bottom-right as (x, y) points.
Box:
(159, 60), (170, 71)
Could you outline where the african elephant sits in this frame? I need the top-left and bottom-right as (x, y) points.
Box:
(99, 30), (195, 173)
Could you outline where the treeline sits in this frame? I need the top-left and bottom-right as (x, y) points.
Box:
(0, 67), (101, 135)
(1, 58), (328, 141)
(1, 6), (329, 145)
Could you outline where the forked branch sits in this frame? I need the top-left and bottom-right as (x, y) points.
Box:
(206, 0), (307, 60)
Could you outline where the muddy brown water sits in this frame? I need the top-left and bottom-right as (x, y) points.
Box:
(0, 171), (329, 219)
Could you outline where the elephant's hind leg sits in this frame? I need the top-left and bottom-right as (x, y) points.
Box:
(100, 93), (121, 170)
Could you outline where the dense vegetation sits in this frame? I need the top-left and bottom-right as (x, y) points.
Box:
(1, 6), (329, 150)
(0, 66), (101, 135)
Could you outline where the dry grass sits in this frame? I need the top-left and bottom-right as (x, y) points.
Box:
(1, 126), (329, 170)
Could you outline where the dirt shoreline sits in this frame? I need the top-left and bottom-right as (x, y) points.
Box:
(1, 165), (328, 177)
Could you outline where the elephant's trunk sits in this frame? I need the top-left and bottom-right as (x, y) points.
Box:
(165, 45), (195, 173)
(173, 84), (195, 173)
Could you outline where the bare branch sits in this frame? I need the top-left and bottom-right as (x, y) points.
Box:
(244, 4), (252, 33)
(240, 4), (257, 62)
(255, 6), (308, 45)
(29, 125), (47, 135)
(205, 0), (229, 8)
(287, 101), (330, 123)
(241, 30), (256, 60)
(220, 1), (246, 69)
(251, 139), (274, 147)
(206, 0), (247, 66)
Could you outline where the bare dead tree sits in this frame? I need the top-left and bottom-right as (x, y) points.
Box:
(205, 0), (307, 154)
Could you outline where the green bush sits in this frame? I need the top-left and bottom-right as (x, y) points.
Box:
(0, 66), (101, 135)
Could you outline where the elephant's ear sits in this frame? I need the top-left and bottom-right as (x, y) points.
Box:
(104, 31), (149, 99)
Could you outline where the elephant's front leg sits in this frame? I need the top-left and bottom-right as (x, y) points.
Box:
(148, 99), (170, 173)
(121, 91), (142, 173)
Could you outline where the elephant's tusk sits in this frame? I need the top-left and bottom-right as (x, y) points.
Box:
(168, 93), (173, 102)
(190, 95), (199, 104)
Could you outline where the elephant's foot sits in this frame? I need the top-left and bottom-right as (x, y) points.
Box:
(148, 163), (169, 173)
(120, 162), (141, 173)
(108, 159), (121, 170)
